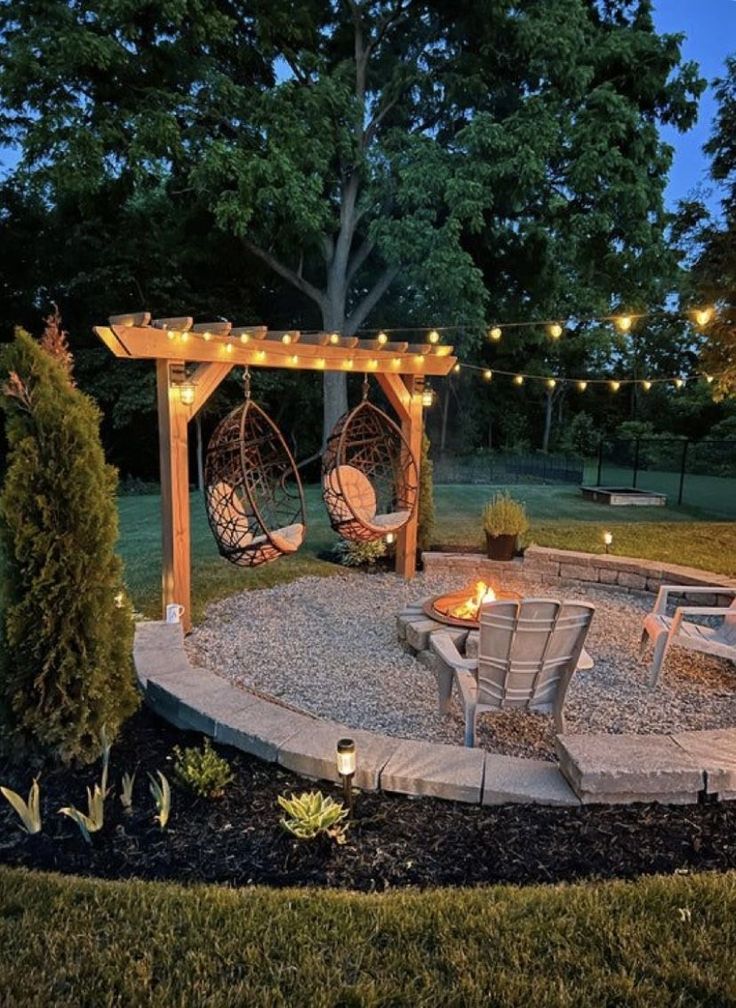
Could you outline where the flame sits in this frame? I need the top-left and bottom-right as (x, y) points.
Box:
(447, 580), (496, 622)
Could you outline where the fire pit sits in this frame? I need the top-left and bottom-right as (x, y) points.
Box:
(423, 580), (521, 629)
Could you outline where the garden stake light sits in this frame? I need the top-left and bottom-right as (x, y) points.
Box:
(336, 738), (356, 813)
(604, 531), (613, 554)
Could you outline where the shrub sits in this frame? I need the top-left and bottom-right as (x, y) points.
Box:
(562, 412), (600, 457)
(482, 492), (529, 537)
(172, 738), (234, 798)
(0, 320), (138, 765)
(278, 791), (348, 843)
(331, 538), (386, 568)
(417, 432), (435, 552)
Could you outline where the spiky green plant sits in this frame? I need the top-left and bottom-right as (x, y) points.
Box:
(59, 783), (105, 844)
(0, 325), (138, 765)
(172, 738), (234, 799)
(0, 778), (42, 834)
(278, 791), (349, 843)
(120, 771), (136, 814)
(149, 771), (171, 829)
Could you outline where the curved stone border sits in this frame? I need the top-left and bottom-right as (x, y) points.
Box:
(134, 547), (736, 807)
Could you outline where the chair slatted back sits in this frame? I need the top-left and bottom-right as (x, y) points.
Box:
(477, 599), (594, 711)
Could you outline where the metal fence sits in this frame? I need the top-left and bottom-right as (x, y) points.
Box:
(593, 438), (736, 517)
(432, 450), (583, 486)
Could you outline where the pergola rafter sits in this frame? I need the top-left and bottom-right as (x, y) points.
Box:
(94, 316), (457, 630)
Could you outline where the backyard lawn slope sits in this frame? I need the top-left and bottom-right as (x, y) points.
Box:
(1, 866), (735, 1007)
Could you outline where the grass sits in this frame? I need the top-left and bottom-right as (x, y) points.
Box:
(0, 865), (735, 1007)
(118, 483), (736, 620)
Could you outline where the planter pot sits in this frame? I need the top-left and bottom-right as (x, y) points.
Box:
(485, 532), (517, 561)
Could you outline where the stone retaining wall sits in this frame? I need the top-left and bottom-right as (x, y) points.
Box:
(423, 546), (736, 605)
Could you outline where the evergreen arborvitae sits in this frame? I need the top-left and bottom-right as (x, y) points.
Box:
(0, 327), (138, 765)
(417, 432), (435, 553)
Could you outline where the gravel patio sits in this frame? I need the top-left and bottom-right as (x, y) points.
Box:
(187, 572), (736, 761)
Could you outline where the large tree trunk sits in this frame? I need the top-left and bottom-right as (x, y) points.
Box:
(321, 298), (349, 447)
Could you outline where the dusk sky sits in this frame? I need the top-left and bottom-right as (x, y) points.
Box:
(0, 3), (733, 212)
(654, 0), (736, 210)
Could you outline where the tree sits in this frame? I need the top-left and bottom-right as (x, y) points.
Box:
(0, 0), (703, 446)
(0, 319), (138, 765)
(562, 412), (600, 458)
(679, 55), (736, 396)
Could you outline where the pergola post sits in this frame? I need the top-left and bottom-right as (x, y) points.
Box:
(396, 374), (424, 578)
(156, 359), (192, 630)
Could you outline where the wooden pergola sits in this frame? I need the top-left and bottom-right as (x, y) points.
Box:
(94, 315), (457, 630)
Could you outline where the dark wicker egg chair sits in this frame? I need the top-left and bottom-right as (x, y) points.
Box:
(322, 391), (418, 543)
(204, 380), (306, 567)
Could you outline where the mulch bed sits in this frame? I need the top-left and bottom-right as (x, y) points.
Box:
(1, 706), (735, 892)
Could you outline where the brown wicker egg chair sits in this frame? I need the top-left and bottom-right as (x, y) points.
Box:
(322, 379), (418, 543)
(204, 370), (306, 567)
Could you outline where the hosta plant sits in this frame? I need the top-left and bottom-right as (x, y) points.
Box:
(172, 738), (234, 799)
(278, 791), (349, 843)
(0, 778), (42, 834)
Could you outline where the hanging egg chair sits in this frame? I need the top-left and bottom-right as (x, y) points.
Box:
(204, 370), (306, 567)
(322, 378), (419, 543)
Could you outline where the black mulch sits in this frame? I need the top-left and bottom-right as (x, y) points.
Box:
(1, 706), (735, 892)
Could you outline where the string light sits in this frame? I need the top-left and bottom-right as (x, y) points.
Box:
(513, 374), (524, 386)
(428, 329), (440, 344)
(239, 333), (250, 344)
(546, 378), (556, 390)
(255, 350), (266, 362)
(642, 380), (652, 391)
(609, 380), (620, 392)
(202, 331), (212, 342)
(488, 326), (502, 341)
(290, 354), (299, 364)
(282, 333), (292, 344)
(179, 331), (189, 343)
(705, 374), (714, 384)
(577, 380), (588, 392)
(483, 369), (493, 381)
(377, 331), (388, 345)
(369, 358), (378, 369)
(673, 377), (684, 389)
(415, 355), (425, 367)
(695, 307), (713, 327)
(316, 358), (325, 369)
(549, 323), (563, 339)
(344, 357), (354, 369)
(167, 330), (176, 341)
(225, 342), (233, 354)
(391, 357), (401, 368)
(453, 363), (461, 373)
(616, 315), (633, 333)
(329, 332), (340, 345)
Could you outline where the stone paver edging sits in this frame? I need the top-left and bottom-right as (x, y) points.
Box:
(135, 547), (736, 807)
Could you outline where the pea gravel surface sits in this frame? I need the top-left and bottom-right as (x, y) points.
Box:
(186, 571), (736, 761)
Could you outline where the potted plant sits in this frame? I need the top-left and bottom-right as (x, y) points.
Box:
(482, 492), (529, 560)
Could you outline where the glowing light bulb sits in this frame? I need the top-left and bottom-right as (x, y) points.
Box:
(240, 333), (249, 344)
(674, 377), (684, 389)
(369, 358), (378, 369)
(392, 357), (401, 368)
(549, 322), (563, 339)
(488, 326), (502, 341)
(453, 363), (461, 373)
(345, 357), (354, 369)
(610, 380), (620, 392)
(177, 382), (195, 406)
(255, 350), (266, 362)
(641, 379), (652, 391)
(202, 331), (212, 342)
(329, 332), (340, 345)
(415, 355), (424, 366)
(179, 331), (189, 343)
(225, 342), (233, 354)
(577, 380), (588, 392)
(695, 307), (713, 327)
(421, 384), (436, 408)
(377, 331), (388, 345)
(705, 374), (714, 384)
(316, 358), (325, 369)
(483, 369), (492, 381)
(290, 354), (298, 364)
(513, 374), (524, 386)
(546, 378), (557, 389)
(282, 333), (292, 344)
(616, 315), (632, 333)
(428, 329), (440, 344)
(167, 330), (176, 341)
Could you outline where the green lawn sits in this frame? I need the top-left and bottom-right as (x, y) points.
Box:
(1, 865), (734, 1007)
(118, 483), (736, 621)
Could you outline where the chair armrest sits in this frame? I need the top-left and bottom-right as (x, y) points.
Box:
(430, 632), (477, 672)
(656, 585), (735, 614)
(671, 606), (733, 634)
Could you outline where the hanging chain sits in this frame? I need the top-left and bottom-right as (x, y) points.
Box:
(362, 374), (369, 400)
(243, 366), (251, 400)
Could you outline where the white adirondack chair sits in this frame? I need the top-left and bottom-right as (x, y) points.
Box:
(430, 598), (595, 747)
(640, 586), (736, 687)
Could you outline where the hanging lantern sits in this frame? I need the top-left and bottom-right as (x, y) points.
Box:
(421, 383), (436, 408)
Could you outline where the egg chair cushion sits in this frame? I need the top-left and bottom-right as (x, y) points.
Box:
(269, 522), (305, 554)
(365, 510), (411, 533)
(324, 465), (377, 523)
(207, 480), (254, 546)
